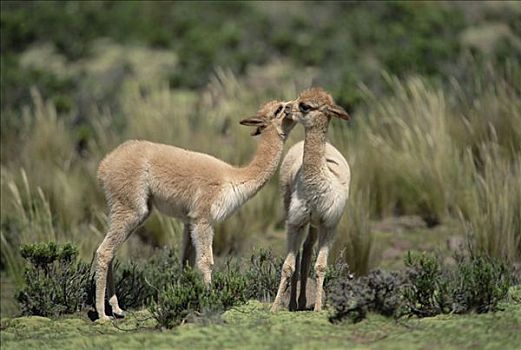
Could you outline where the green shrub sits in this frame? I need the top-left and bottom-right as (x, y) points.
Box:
(244, 248), (283, 302)
(452, 255), (511, 314)
(16, 242), (91, 317)
(117, 248), (181, 310)
(211, 261), (248, 310)
(149, 268), (206, 328)
(402, 252), (447, 317)
(403, 252), (512, 316)
(149, 263), (248, 329)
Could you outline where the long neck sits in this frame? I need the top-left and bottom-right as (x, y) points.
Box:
(236, 124), (284, 199)
(302, 123), (328, 182)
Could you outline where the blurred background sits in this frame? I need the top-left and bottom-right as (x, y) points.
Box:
(1, 1), (520, 315)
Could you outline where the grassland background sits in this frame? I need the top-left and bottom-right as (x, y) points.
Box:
(1, 0), (520, 322)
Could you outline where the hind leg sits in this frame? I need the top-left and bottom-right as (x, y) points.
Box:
(271, 223), (307, 312)
(288, 251), (300, 311)
(181, 223), (195, 268)
(298, 226), (317, 310)
(95, 204), (149, 321)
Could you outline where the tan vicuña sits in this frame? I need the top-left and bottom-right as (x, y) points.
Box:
(271, 87), (351, 312)
(94, 100), (295, 321)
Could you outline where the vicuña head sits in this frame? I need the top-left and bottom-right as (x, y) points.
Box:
(287, 87), (350, 129)
(240, 100), (296, 138)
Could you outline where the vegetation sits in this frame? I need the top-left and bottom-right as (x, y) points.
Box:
(1, 293), (520, 350)
(1, 2), (520, 348)
(15, 243), (285, 326)
(16, 243), (91, 317)
(328, 252), (514, 323)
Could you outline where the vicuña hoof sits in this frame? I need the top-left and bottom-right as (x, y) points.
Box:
(113, 310), (126, 319)
(96, 315), (113, 323)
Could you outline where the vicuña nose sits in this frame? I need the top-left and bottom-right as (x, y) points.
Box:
(284, 104), (292, 115)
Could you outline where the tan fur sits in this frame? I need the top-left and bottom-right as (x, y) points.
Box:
(95, 100), (295, 321)
(271, 88), (351, 312)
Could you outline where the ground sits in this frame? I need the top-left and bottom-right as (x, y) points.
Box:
(1, 289), (520, 350)
(2, 219), (519, 349)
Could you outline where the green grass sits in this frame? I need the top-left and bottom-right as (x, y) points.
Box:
(2, 288), (520, 350)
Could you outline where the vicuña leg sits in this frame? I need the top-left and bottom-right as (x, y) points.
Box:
(107, 262), (124, 317)
(181, 223), (195, 268)
(298, 226), (318, 310)
(191, 221), (214, 286)
(313, 226), (334, 311)
(288, 251), (301, 311)
(95, 205), (148, 320)
(271, 223), (307, 312)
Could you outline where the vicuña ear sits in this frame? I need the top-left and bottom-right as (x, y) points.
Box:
(239, 116), (264, 126)
(328, 104), (350, 121)
(251, 127), (262, 136)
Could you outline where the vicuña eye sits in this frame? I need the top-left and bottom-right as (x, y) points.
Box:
(275, 105), (283, 116)
(299, 103), (311, 113)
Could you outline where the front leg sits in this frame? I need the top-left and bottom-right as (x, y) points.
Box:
(314, 226), (335, 311)
(191, 221), (214, 286)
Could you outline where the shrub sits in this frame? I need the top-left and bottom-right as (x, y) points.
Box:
(451, 255), (511, 314)
(403, 252), (512, 316)
(328, 269), (404, 323)
(16, 242), (91, 317)
(116, 248), (181, 310)
(244, 248), (283, 302)
(402, 252), (449, 317)
(329, 251), (514, 323)
(149, 263), (248, 329)
(149, 268), (206, 328)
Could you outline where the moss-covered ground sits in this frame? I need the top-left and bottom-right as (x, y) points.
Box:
(2, 287), (520, 350)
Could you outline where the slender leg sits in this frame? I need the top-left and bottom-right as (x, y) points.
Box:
(96, 205), (148, 321)
(107, 261), (124, 317)
(191, 221), (214, 286)
(271, 223), (307, 312)
(298, 226), (318, 310)
(181, 223), (195, 268)
(314, 226), (335, 312)
(288, 251), (300, 311)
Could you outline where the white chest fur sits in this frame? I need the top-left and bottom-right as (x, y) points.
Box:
(211, 182), (254, 223)
(288, 173), (348, 228)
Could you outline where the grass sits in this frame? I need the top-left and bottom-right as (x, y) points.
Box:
(1, 288), (520, 350)
(2, 54), (520, 282)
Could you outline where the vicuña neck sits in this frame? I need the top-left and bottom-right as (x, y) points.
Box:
(303, 124), (328, 179)
(236, 124), (284, 198)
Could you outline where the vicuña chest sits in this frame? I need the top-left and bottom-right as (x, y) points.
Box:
(289, 172), (348, 227)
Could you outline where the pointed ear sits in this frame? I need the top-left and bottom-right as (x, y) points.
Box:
(239, 116), (264, 126)
(328, 104), (350, 121)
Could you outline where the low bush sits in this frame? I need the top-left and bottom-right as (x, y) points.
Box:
(451, 255), (511, 314)
(402, 251), (449, 317)
(329, 252), (514, 323)
(17, 242), (91, 317)
(244, 248), (283, 302)
(329, 269), (404, 323)
(115, 248), (181, 310)
(149, 262), (248, 329)
(16, 243), (264, 327)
